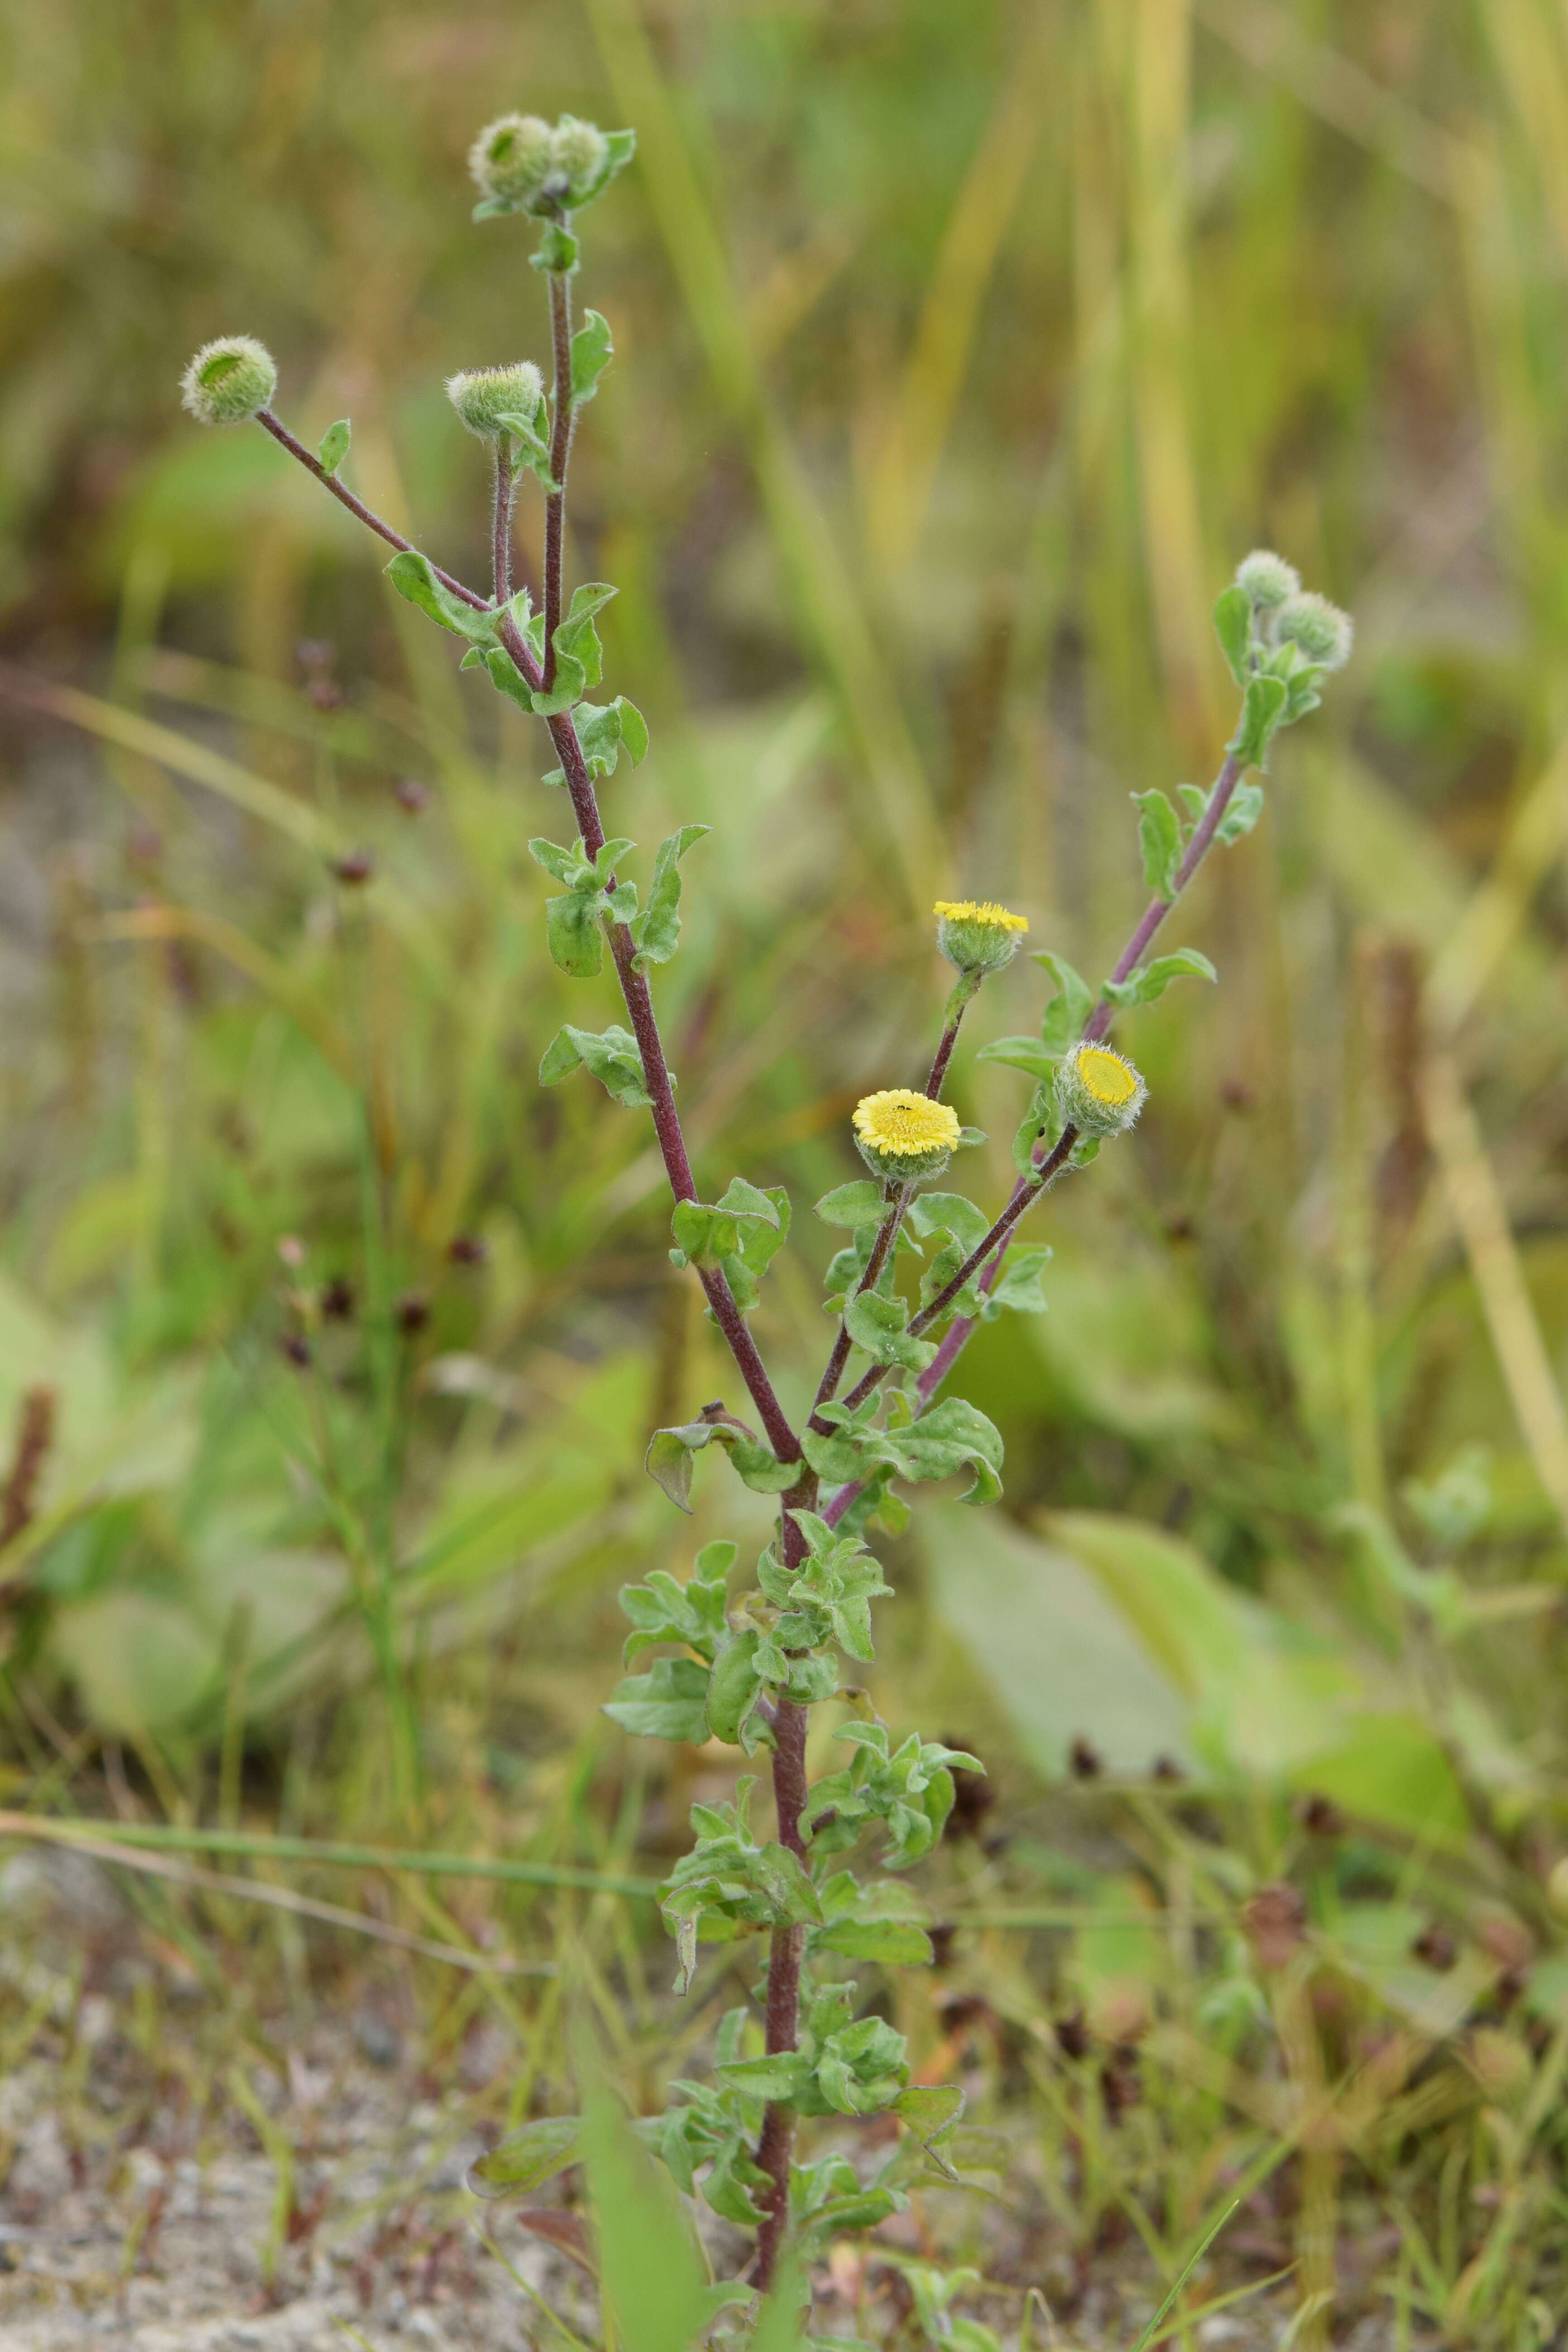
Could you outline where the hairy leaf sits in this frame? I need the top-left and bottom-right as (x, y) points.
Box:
(1132, 789), (1183, 901)
(1212, 583), (1253, 685)
(316, 418), (351, 477)
(632, 825), (710, 972)
(539, 1022), (651, 1107)
(570, 308), (615, 405)
(603, 1656), (710, 1742)
(1032, 949), (1093, 1056)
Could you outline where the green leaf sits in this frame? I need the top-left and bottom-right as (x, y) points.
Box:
(815, 1920), (934, 1965)
(1101, 947), (1217, 1007)
(570, 308), (615, 405)
(644, 1419), (795, 1512)
(631, 825), (710, 972)
(1032, 950), (1093, 1056)
(814, 1181), (888, 1228)
(316, 418), (351, 477)
(494, 407), (559, 493)
(755, 1841), (825, 1926)
(545, 892), (605, 978)
(555, 582), (617, 687)
(1212, 583), (1253, 686)
(1230, 672), (1289, 769)
(539, 1022), (651, 1108)
(1132, 789), (1182, 902)
(384, 550), (500, 644)
(907, 1191), (992, 1255)
(975, 1034), (1057, 1080)
(468, 2116), (580, 2199)
(705, 1630), (764, 1747)
(478, 644), (538, 712)
(893, 2084), (965, 2146)
(717, 2052), (811, 2102)
(894, 1397), (1005, 1504)
(984, 1245), (1051, 1317)
(604, 1656), (711, 1742)
(1216, 781), (1265, 844)
(544, 697), (650, 786)
(531, 222), (580, 277)
(844, 1290), (937, 1373)
(574, 124), (638, 208)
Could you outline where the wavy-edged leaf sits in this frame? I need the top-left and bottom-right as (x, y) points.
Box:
(570, 308), (615, 405)
(1032, 949), (1093, 1055)
(1132, 789), (1182, 901)
(604, 1655), (711, 1742)
(631, 824), (710, 972)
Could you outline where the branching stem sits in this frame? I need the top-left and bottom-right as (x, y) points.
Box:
(822, 745), (1250, 1517)
(809, 992), (975, 1429)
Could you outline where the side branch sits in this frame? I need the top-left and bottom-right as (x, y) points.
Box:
(809, 991), (976, 1429)
(256, 410), (487, 612)
(252, 404), (803, 1470)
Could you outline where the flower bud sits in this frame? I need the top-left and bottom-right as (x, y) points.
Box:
(469, 113), (556, 210)
(1234, 549), (1299, 610)
(1275, 592), (1353, 671)
(851, 1089), (962, 1184)
(553, 116), (609, 201)
(1054, 1043), (1147, 1140)
(933, 897), (1028, 975)
(179, 336), (277, 427)
(445, 361), (545, 439)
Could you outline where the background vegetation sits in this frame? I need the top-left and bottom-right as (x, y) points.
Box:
(5, 0), (1568, 2342)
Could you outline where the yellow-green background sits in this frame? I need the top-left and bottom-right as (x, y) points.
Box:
(5, 2), (1568, 2338)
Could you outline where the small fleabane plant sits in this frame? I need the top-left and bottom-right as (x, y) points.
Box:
(181, 101), (1351, 2317)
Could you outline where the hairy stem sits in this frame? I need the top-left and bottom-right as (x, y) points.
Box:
(492, 442), (515, 605)
(255, 410), (488, 612)
(542, 257), (576, 688)
(258, 390), (817, 2277)
(753, 1686), (809, 2288)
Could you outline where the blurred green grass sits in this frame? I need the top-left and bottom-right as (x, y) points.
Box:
(5, 0), (1568, 2339)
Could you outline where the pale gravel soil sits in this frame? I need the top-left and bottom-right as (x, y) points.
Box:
(0, 1851), (1412, 2349)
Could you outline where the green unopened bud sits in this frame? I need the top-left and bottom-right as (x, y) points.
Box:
(468, 113), (555, 210)
(1235, 549), (1300, 609)
(179, 336), (277, 427)
(445, 361), (545, 438)
(933, 897), (1028, 975)
(1275, 591), (1353, 671)
(1054, 1043), (1147, 1140)
(552, 116), (609, 201)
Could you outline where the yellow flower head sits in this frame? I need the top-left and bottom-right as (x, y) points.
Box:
(1056, 1042), (1147, 1140)
(933, 899), (1028, 975)
(853, 1089), (963, 1180)
(932, 900), (1028, 933)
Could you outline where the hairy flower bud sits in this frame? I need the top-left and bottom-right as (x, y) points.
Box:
(445, 361), (545, 439)
(852, 1090), (962, 1183)
(553, 116), (609, 200)
(179, 336), (277, 427)
(933, 898), (1028, 975)
(1275, 591), (1353, 671)
(1234, 549), (1300, 609)
(468, 113), (555, 210)
(1054, 1043), (1147, 1140)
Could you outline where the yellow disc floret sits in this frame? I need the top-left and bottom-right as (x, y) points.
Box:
(932, 900), (1028, 932)
(1055, 1042), (1147, 1139)
(1076, 1046), (1139, 1107)
(853, 1089), (962, 1180)
(853, 1091), (962, 1157)
(933, 899), (1028, 974)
